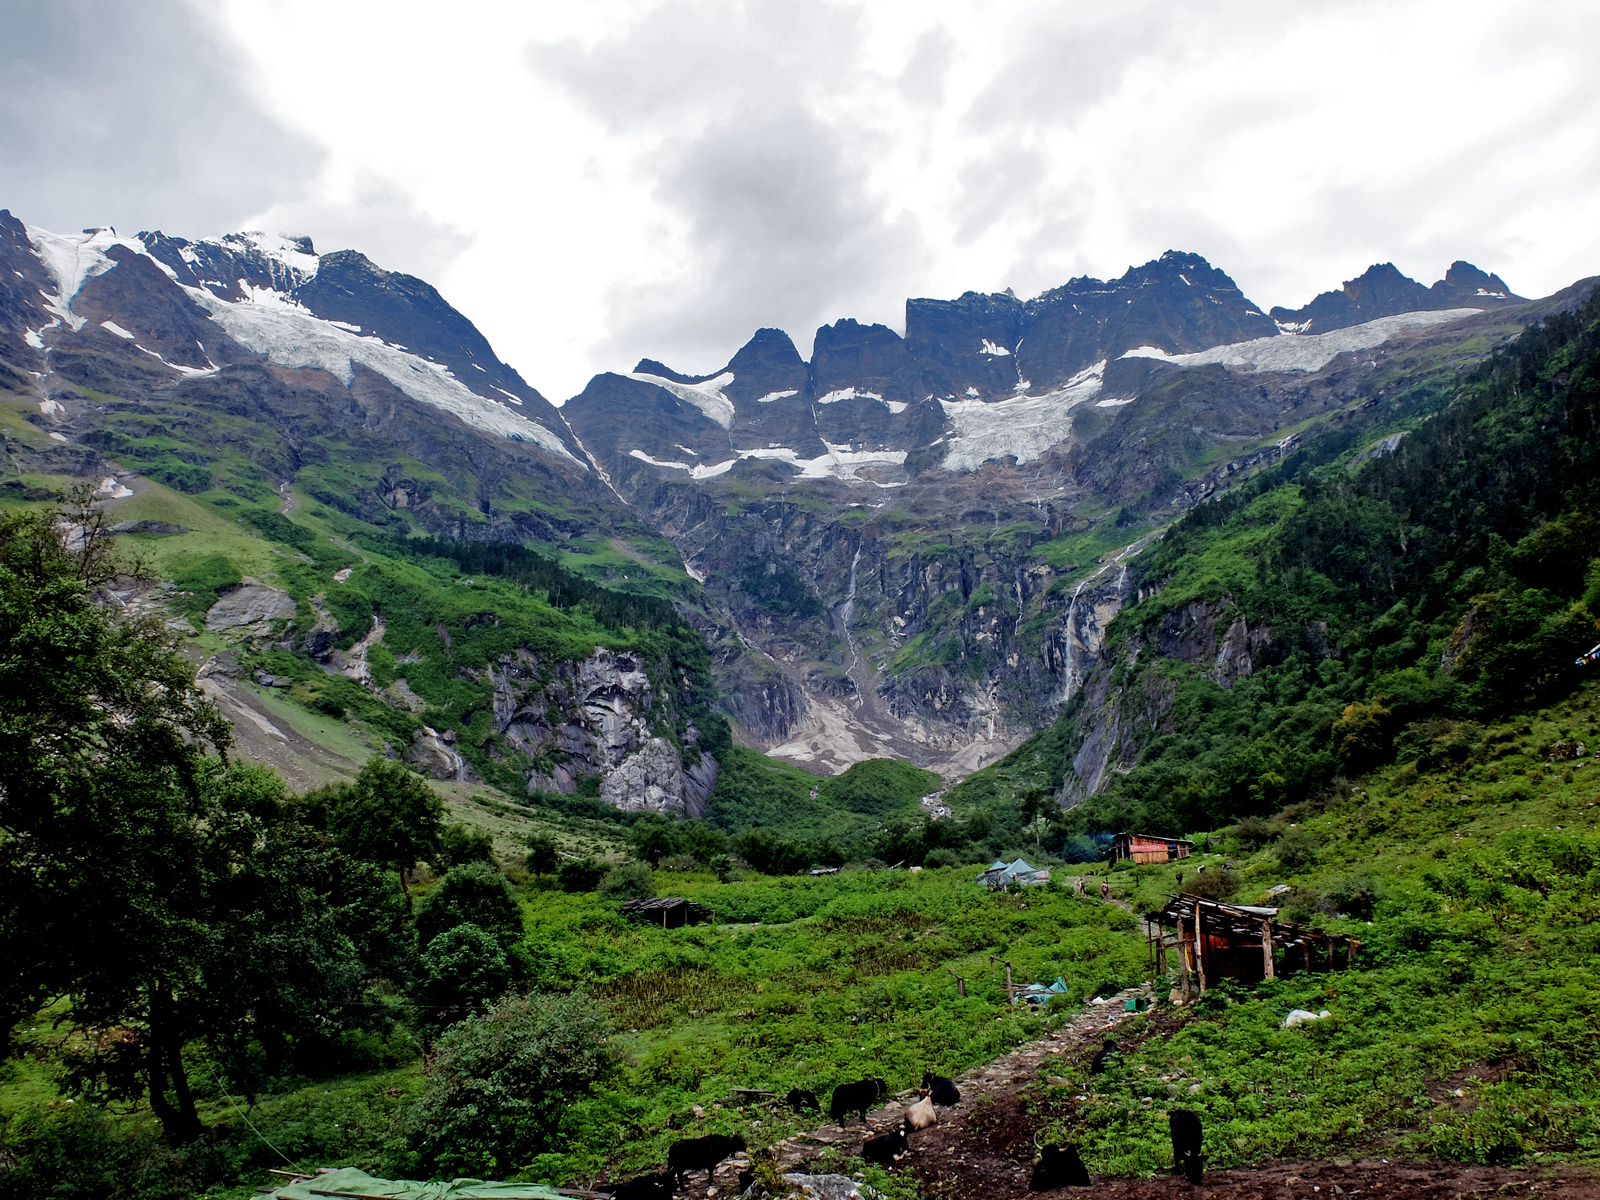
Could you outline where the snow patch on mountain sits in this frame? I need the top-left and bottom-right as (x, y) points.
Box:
(100, 320), (136, 340)
(818, 387), (888, 405)
(939, 361), (1105, 472)
(631, 442), (907, 486)
(756, 389), (798, 403)
(26, 225), (146, 329)
(193, 288), (581, 463)
(626, 370), (736, 428)
(979, 339), (1011, 356)
(1124, 308), (1484, 374)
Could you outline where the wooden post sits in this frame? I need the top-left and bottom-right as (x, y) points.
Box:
(1005, 961), (1014, 1000)
(1261, 919), (1275, 981)
(1194, 903), (1206, 995)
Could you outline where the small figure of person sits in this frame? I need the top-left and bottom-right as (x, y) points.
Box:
(1100, 879), (1110, 899)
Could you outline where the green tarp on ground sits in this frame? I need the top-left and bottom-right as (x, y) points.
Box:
(271, 1167), (565, 1200)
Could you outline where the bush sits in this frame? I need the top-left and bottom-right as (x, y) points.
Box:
(658, 853), (700, 872)
(1232, 816), (1274, 851)
(524, 831), (560, 876)
(597, 861), (656, 901)
(416, 862), (523, 948)
(399, 991), (617, 1178)
(558, 858), (607, 893)
(1323, 873), (1381, 920)
(440, 822), (495, 867)
(1181, 869), (1240, 901)
(414, 923), (512, 1030)
(1276, 827), (1321, 871)
(922, 847), (960, 869)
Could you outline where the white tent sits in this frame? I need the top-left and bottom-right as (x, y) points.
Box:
(976, 858), (1052, 888)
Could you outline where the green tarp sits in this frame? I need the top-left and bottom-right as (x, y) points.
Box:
(271, 1167), (565, 1200)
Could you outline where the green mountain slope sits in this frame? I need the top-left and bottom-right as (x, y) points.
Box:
(944, 283), (1600, 847)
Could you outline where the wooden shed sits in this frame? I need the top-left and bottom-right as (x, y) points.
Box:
(1149, 895), (1361, 998)
(620, 897), (713, 929)
(1110, 832), (1194, 865)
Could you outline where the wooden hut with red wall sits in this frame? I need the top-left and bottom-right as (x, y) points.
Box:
(1150, 895), (1361, 997)
(1110, 832), (1194, 865)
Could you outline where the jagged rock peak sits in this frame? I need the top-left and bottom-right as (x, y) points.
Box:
(1269, 259), (1523, 334)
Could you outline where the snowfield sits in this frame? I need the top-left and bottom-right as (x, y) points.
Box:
(630, 441), (907, 486)
(1124, 308), (1483, 374)
(23, 223), (579, 465)
(625, 371), (736, 428)
(939, 361), (1105, 471)
(196, 287), (581, 463)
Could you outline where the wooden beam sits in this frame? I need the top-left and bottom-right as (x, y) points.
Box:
(1261, 919), (1274, 981)
(1194, 903), (1206, 995)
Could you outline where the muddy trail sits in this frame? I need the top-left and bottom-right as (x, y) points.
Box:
(660, 978), (1600, 1200)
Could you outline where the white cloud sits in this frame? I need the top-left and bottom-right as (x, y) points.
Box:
(12, 0), (1597, 402)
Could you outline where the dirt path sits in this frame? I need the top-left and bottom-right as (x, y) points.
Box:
(672, 976), (1600, 1199)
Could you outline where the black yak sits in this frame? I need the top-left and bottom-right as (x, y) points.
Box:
(785, 1087), (821, 1114)
(1030, 1143), (1091, 1190)
(1170, 1108), (1205, 1184)
(829, 1078), (885, 1125)
(666, 1133), (746, 1186)
(921, 1071), (961, 1106)
(863, 1125), (910, 1166)
(1090, 1039), (1120, 1074)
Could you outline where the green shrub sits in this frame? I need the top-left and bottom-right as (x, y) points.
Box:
(440, 822), (495, 867)
(415, 923), (512, 1030)
(597, 861), (655, 901)
(416, 862), (523, 948)
(398, 991), (617, 1178)
(558, 858), (606, 893)
(1276, 826), (1320, 870)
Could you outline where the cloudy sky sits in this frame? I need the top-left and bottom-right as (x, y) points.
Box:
(5, 0), (1597, 399)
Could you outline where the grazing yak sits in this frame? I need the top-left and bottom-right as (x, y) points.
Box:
(1090, 1039), (1120, 1074)
(829, 1078), (886, 1125)
(1030, 1143), (1091, 1190)
(922, 1072), (961, 1107)
(607, 1172), (675, 1199)
(903, 1091), (938, 1131)
(785, 1087), (821, 1114)
(1169, 1108), (1205, 1184)
(862, 1125), (910, 1166)
(666, 1133), (746, 1186)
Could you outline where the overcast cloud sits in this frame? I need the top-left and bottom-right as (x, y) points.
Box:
(4, 0), (1599, 400)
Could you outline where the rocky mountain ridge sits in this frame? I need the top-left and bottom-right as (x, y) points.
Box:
(0, 206), (1574, 800)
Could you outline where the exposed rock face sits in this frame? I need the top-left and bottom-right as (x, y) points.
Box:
(205, 585), (296, 631)
(600, 736), (704, 817)
(1058, 593), (1280, 805)
(406, 726), (477, 782)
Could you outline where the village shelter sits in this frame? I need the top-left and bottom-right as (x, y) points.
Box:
(1110, 832), (1194, 864)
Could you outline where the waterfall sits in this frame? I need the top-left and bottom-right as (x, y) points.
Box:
(840, 540), (864, 705)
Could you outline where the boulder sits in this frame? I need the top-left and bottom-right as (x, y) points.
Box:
(205, 585), (296, 631)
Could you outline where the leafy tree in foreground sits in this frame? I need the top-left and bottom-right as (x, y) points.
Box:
(399, 990), (617, 1178)
(524, 830), (561, 876)
(0, 498), (401, 1142)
